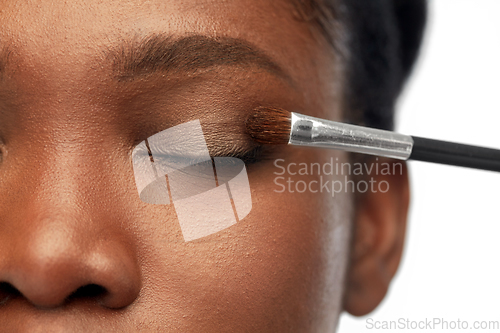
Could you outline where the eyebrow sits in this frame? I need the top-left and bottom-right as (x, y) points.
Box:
(108, 34), (292, 83)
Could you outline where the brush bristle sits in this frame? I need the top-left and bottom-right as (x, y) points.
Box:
(245, 107), (292, 145)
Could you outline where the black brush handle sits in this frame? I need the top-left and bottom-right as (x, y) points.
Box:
(409, 136), (500, 172)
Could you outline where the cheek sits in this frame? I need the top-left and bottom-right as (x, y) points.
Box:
(132, 147), (353, 331)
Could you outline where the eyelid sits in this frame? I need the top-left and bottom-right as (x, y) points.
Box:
(214, 145), (275, 164)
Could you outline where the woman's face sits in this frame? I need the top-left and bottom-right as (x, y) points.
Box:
(0, 0), (355, 331)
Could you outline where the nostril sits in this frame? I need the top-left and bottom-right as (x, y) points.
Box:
(0, 231), (141, 309)
(0, 282), (109, 307)
(0, 282), (22, 305)
(66, 284), (107, 303)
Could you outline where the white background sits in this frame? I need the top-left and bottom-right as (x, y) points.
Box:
(339, 0), (500, 332)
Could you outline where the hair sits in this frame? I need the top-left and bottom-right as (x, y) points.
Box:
(291, 0), (427, 130)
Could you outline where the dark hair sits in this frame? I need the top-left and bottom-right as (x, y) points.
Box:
(292, 0), (427, 130)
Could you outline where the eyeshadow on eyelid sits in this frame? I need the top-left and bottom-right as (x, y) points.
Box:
(132, 119), (253, 242)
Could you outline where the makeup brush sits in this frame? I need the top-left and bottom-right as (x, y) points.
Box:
(245, 107), (500, 172)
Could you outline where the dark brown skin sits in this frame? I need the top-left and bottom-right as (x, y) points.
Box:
(0, 1), (410, 332)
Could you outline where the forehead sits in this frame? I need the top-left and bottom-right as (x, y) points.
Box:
(0, 1), (326, 85)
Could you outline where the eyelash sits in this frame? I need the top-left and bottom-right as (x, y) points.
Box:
(146, 145), (273, 168)
(221, 145), (274, 165)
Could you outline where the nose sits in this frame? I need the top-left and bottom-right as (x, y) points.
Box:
(0, 147), (142, 309)
(0, 213), (142, 309)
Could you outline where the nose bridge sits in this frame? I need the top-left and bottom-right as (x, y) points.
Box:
(10, 130), (138, 247)
(0, 88), (139, 236)
(22, 128), (130, 211)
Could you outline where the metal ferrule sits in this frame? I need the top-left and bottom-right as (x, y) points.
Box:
(289, 112), (414, 160)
